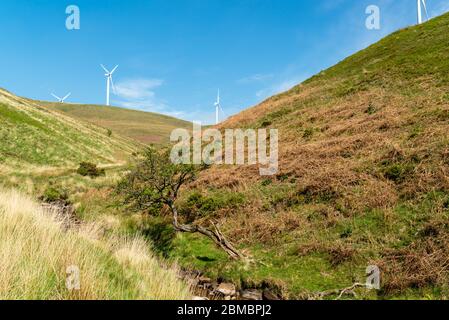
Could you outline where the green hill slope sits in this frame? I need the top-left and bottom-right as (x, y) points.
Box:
(0, 91), (191, 300)
(169, 14), (449, 298)
(39, 102), (191, 144)
(0, 88), (135, 173)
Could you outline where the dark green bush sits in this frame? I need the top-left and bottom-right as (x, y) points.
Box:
(181, 190), (246, 218)
(383, 163), (414, 182)
(77, 162), (105, 178)
(40, 186), (69, 204)
(261, 121), (272, 128)
(303, 128), (314, 139)
(262, 179), (273, 186)
(365, 104), (377, 115)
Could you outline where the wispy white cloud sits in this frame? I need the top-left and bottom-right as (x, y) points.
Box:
(237, 73), (274, 84)
(113, 78), (187, 119)
(256, 75), (309, 99)
(113, 78), (222, 123)
(115, 78), (163, 100)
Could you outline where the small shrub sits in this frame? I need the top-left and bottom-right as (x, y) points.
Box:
(276, 174), (290, 182)
(297, 186), (339, 204)
(383, 163), (413, 183)
(40, 186), (69, 204)
(181, 190), (246, 218)
(340, 226), (353, 239)
(262, 179), (273, 186)
(77, 162), (105, 178)
(378, 122), (391, 131)
(340, 151), (353, 159)
(261, 121), (272, 128)
(365, 104), (377, 115)
(303, 128), (314, 139)
(107, 129), (112, 137)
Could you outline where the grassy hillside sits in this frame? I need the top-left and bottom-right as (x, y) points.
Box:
(162, 14), (449, 298)
(2, 12), (448, 301)
(0, 90), (191, 300)
(39, 102), (191, 144)
(0, 188), (190, 300)
(0, 88), (136, 172)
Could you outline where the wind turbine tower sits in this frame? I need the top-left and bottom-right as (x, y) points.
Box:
(417, 0), (429, 25)
(101, 64), (118, 106)
(214, 90), (220, 125)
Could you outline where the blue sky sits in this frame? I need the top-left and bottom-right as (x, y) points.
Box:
(1, 0), (449, 124)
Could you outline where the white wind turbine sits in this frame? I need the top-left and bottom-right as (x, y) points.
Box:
(417, 0), (429, 24)
(214, 89), (225, 125)
(100, 64), (118, 106)
(51, 92), (71, 103)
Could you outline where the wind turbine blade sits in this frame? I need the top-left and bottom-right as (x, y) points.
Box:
(63, 93), (71, 101)
(219, 105), (227, 118)
(110, 65), (119, 74)
(51, 93), (61, 101)
(422, 0), (429, 20)
(100, 64), (109, 73)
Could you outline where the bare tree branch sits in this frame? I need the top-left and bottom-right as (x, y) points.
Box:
(118, 147), (243, 260)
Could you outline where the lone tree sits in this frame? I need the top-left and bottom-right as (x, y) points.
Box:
(117, 147), (243, 260)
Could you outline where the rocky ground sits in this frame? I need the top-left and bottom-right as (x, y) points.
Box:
(180, 270), (282, 301)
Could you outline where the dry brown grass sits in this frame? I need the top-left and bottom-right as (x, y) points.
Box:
(122, 15), (449, 297)
(0, 188), (191, 300)
(226, 209), (305, 245)
(297, 242), (357, 267)
(377, 221), (449, 294)
(182, 55), (449, 298)
(195, 81), (448, 215)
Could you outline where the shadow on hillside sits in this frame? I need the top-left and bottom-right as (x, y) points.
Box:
(139, 219), (176, 258)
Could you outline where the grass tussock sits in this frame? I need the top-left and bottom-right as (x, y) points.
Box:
(378, 221), (449, 294)
(0, 189), (190, 300)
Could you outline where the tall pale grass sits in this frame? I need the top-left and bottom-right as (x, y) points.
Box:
(0, 189), (190, 300)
